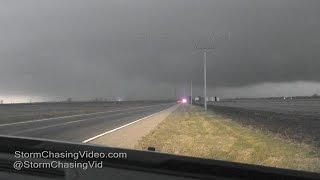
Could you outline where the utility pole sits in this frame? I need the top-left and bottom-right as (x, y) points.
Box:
(204, 50), (207, 110)
(190, 80), (193, 105)
(195, 43), (214, 111)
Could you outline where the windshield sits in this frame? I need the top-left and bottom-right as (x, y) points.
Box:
(0, 0), (319, 174)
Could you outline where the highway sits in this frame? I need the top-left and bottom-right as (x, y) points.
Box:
(0, 102), (175, 143)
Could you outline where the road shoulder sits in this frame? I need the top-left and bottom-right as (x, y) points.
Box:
(87, 105), (179, 149)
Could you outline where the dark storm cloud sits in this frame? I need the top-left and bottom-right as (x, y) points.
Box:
(1, 0), (320, 100)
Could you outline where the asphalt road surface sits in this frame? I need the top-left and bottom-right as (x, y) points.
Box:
(0, 102), (175, 143)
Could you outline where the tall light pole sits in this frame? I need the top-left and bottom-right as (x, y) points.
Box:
(195, 44), (214, 111)
(204, 50), (207, 110)
(190, 80), (193, 105)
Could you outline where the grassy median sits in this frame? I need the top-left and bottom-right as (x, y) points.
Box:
(135, 104), (320, 173)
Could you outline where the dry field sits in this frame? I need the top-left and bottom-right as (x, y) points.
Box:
(136, 104), (320, 173)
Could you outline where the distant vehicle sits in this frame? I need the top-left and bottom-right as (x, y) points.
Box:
(177, 98), (187, 103)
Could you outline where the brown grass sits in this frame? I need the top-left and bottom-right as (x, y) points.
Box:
(135, 104), (320, 173)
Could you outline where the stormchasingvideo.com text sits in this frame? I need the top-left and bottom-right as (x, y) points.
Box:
(13, 150), (127, 170)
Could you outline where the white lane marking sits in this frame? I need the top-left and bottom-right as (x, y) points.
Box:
(11, 107), (154, 135)
(82, 105), (177, 143)
(0, 104), (170, 127)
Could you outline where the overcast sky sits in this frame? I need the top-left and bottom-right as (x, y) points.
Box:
(1, 0), (320, 102)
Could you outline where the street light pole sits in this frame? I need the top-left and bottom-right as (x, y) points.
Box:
(204, 50), (207, 111)
(190, 80), (193, 105)
(195, 42), (214, 111)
